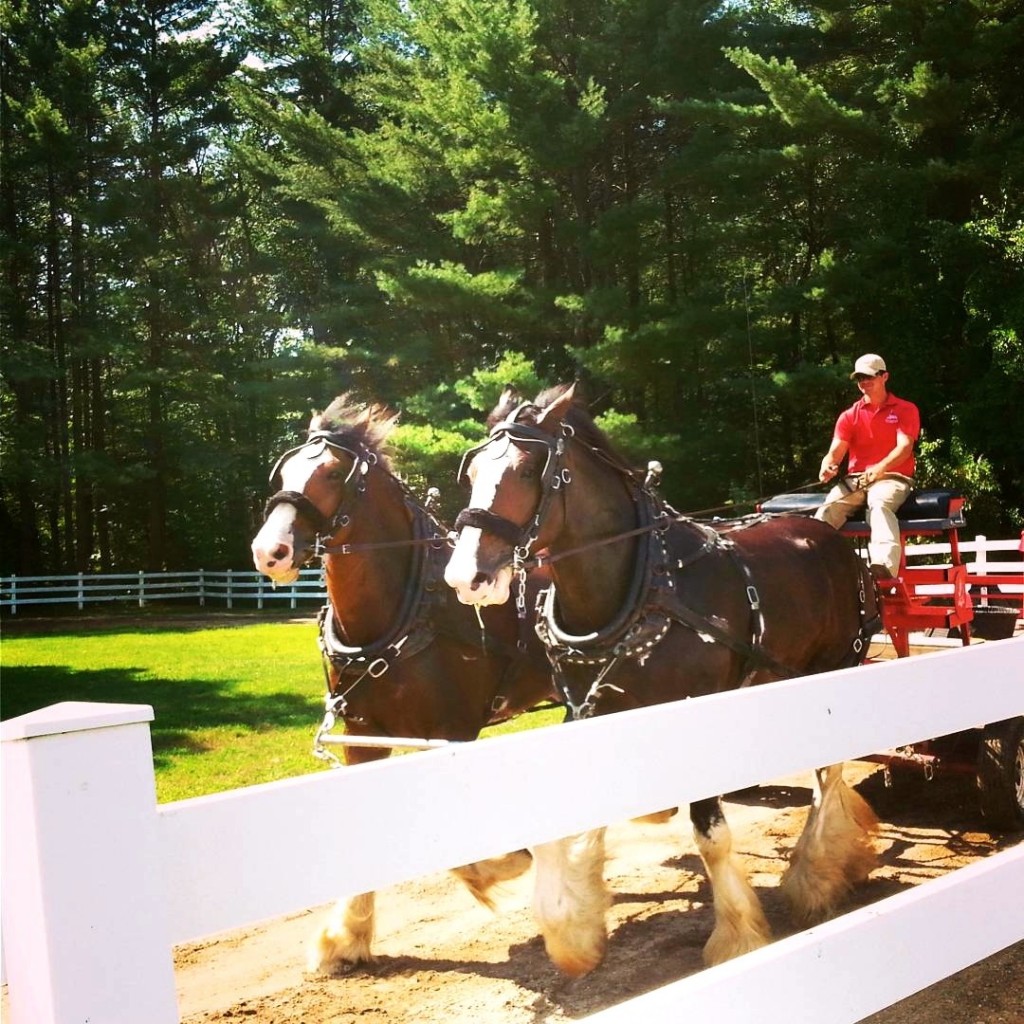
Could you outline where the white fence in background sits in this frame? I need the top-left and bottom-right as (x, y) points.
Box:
(3, 640), (1023, 1024)
(903, 534), (1023, 610)
(0, 567), (326, 614)
(1, 535), (1019, 618)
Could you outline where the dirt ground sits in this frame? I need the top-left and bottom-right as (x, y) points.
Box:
(172, 763), (1023, 1024)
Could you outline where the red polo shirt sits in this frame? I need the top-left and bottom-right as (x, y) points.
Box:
(834, 393), (919, 476)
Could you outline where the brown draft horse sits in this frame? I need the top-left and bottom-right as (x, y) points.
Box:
(251, 396), (558, 972)
(445, 383), (881, 976)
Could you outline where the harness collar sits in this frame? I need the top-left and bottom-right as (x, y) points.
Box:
(456, 413), (816, 718)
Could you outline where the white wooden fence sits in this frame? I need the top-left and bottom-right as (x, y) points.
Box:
(2, 639), (1023, 1024)
(2, 535), (1019, 617)
(903, 534), (1023, 612)
(0, 567), (326, 614)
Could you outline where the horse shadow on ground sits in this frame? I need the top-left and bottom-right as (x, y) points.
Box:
(324, 914), (714, 1022)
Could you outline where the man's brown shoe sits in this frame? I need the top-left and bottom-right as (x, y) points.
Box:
(869, 563), (894, 582)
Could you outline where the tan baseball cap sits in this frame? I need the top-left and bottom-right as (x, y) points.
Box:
(850, 353), (887, 379)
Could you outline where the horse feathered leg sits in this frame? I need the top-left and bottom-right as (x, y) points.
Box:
(781, 764), (879, 925)
(692, 797), (772, 966)
(450, 850), (533, 910)
(307, 892), (376, 972)
(531, 829), (610, 977)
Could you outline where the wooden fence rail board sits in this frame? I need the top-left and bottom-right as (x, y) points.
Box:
(587, 845), (1024, 1024)
(0, 567), (326, 612)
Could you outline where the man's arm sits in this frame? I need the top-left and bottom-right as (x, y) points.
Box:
(819, 437), (849, 483)
(861, 429), (914, 484)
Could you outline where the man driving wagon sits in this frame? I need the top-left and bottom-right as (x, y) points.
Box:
(814, 353), (921, 582)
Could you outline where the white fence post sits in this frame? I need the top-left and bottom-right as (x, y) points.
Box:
(1, 703), (179, 1024)
(976, 534), (989, 606)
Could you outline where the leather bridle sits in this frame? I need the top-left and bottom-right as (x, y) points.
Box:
(453, 407), (575, 569)
(264, 431), (375, 551)
(454, 407), (661, 573)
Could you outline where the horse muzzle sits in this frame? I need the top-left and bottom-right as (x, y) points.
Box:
(444, 531), (514, 606)
(251, 505), (313, 583)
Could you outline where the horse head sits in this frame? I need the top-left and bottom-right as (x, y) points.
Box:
(251, 397), (398, 583)
(445, 383), (589, 606)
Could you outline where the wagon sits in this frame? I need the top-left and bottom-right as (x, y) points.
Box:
(759, 489), (1024, 831)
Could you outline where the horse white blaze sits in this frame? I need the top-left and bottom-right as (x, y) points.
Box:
(444, 528), (514, 606)
(445, 454), (515, 606)
(251, 502), (302, 583)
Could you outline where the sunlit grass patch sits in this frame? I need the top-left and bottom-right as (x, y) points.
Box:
(1, 617), (561, 803)
(1, 620), (326, 802)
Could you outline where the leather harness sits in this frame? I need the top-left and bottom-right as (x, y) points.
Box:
(264, 433), (533, 729)
(455, 411), (878, 719)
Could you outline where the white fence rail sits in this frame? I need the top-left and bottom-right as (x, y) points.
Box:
(903, 535), (1023, 608)
(3, 640), (1023, 1024)
(0, 567), (326, 614)
(2, 535), (1019, 617)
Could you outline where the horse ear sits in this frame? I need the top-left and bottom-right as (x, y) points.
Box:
(308, 410), (324, 433)
(536, 382), (577, 430)
(486, 385), (523, 429)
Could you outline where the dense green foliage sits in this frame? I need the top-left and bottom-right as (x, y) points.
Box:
(3, 0), (1022, 574)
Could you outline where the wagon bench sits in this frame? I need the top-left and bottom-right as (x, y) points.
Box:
(760, 488), (974, 657)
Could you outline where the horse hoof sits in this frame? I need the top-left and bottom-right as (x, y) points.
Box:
(307, 893), (377, 973)
(306, 927), (377, 974)
(702, 919), (772, 967)
(545, 932), (607, 977)
(451, 850), (534, 909)
(631, 807), (678, 825)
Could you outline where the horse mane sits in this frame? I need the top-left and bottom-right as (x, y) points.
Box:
(308, 394), (398, 471)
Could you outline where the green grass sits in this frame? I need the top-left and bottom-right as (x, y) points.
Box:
(1, 616), (561, 803)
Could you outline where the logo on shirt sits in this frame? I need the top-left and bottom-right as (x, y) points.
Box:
(885, 413), (899, 424)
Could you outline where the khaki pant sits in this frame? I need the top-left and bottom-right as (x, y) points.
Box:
(814, 476), (913, 578)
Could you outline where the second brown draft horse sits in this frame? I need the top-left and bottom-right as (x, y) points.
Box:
(252, 395), (557, 972)
(445, 383), (881, 976)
